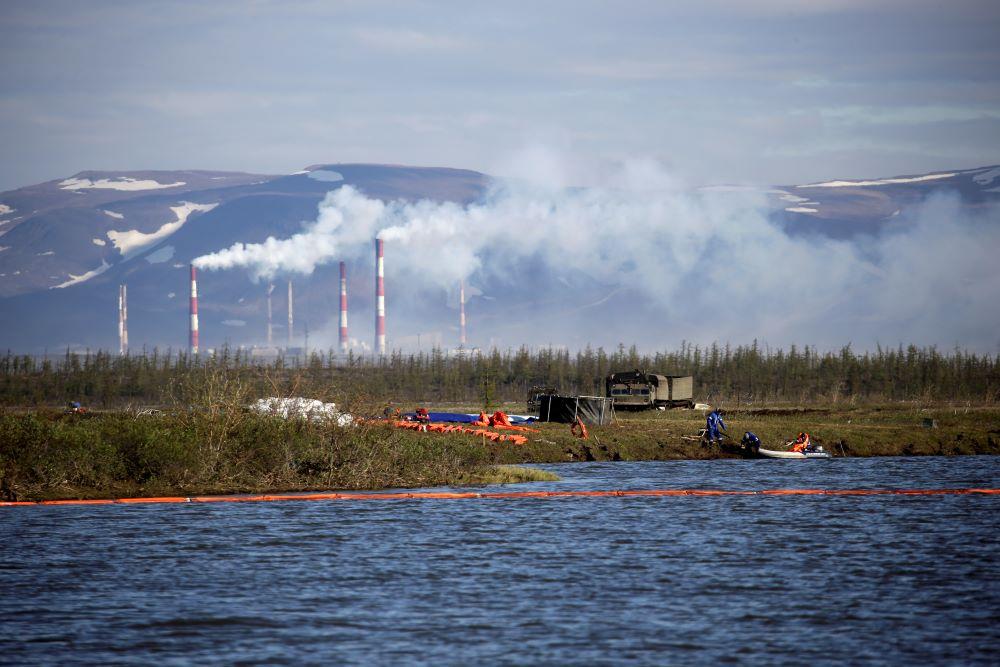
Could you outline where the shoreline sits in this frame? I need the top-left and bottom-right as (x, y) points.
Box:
(6, 484), (998, 508)
(2, 403), (998, 502)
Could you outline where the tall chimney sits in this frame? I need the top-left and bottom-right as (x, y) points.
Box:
(339, 261), (348, 354)
(189, 265), (199, 355)
(287, 280), (293, 348)
(118, 284), (125, 355)
(375, 238), (385, 355)
(459, 279), (466, 347)
(117, 285), (122, 354)
(121, 283), (128, 356)
(266, 282), (274, 346)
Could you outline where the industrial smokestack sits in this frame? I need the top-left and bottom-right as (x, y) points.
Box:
(122, 283), (128, 356)
(287, 280), (293, 348)
(118, 285), (122, 353)
(266, 282), (274, 346)
(459, 279), (466, 347)
(339, 261), (348, 354)
(375, 238), (385, 355)
(189, 265), (199, 355)
(118, 284), (129, 356)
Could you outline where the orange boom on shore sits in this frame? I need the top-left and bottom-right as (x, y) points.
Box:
(2, 488), (997, 508)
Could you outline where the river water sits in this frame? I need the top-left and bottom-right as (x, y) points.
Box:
(2, 457), (998, 665)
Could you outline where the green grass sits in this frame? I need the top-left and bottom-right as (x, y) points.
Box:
(0, 409), (500, 501)
(3, 402), (997, 502)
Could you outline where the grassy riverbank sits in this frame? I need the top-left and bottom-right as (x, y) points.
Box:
(0, 410), (557, 502)
(473, 402), (1000, 463)
(2, 403), (997, 501)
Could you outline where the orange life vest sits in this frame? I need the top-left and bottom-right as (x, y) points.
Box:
(489, 411), (512, 427)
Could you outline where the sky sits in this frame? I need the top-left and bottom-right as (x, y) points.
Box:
(2, 0), (1000, 192)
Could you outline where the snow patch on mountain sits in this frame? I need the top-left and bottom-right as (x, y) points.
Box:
(145, 245), (175, 264)
(102, 209), (125, 219)
(0, 204), (13, 216)
(0, 246), (9, 252)
(307, 170), (344, 182)
(107, 202), (217, 258)
(37, 251), (54, 256)
(798, 173), (956, 188)
(52, 260), (111, 289)
(972, 168), (1000, 186)
(777, 190), (819, 213)
(92, 238), (106, 246)
(60, 177), (186, 192)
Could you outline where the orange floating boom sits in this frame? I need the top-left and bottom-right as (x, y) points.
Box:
(1, 488), (997, 508)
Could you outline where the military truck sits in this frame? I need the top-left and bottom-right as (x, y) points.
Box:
(605, 370), (694, 409)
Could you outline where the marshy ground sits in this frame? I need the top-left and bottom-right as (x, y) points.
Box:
(2, 401), (996, 502)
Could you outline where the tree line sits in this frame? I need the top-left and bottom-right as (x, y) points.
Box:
(1, 341), (997, 408)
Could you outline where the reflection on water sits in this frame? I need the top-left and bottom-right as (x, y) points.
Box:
(2, 457), (998, 665)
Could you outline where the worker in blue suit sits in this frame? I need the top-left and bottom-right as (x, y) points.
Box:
(705, 409), (726, 446)
(741, 431), (761, 454)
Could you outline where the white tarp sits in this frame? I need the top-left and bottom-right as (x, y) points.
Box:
(251, 397), (353, 426)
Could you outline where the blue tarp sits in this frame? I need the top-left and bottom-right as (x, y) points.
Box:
(429, 412), (479, 423)
(507, 414), (537, 424)
(402, 412), (537, 424)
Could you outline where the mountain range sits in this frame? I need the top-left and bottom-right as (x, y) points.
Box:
(1, 163), (997, 354)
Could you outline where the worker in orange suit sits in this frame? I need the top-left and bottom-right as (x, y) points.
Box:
(790, 432), (810, 452)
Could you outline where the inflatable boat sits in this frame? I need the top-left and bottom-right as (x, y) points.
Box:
(758, 446), (832, 459)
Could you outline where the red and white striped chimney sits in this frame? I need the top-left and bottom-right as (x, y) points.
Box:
(266, 282), (274, 347)
(286, 280), (293, 348)
(121, 283), (128, 356)
(118, 284), (128, 355)
(118, 285), (122, 353)
(459, 279), (466, 347)
(339, 261), (348, 354)
(375, 238), (385, 355)
(189, 265), (199, 355)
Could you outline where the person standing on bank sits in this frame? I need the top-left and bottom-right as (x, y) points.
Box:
(706, 409), (726, 446)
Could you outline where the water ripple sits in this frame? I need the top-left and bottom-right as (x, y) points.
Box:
(1, 456), (997, 665)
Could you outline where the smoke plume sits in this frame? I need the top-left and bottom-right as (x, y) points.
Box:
(193, 158), (1000, 351)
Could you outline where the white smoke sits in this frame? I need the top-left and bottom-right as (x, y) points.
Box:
(193, 188), (387, 278)
(192, 157), (1000, 351)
